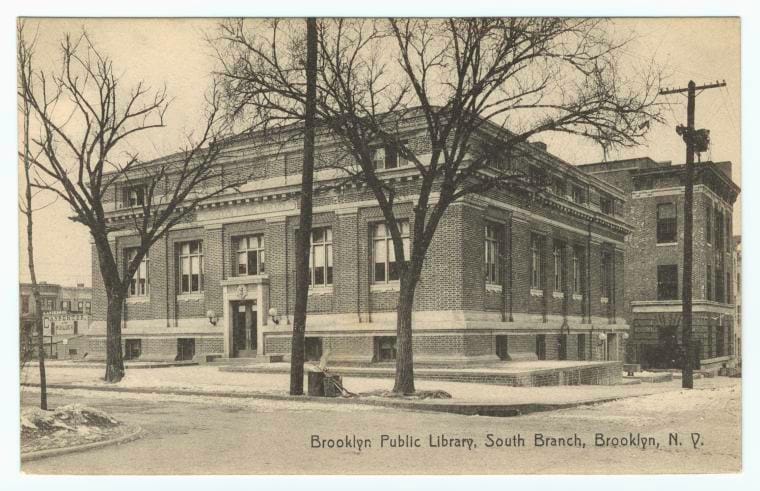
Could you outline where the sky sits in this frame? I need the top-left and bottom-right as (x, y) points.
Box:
(16, 17), (741, 287)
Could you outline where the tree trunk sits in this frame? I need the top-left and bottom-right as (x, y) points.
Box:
(289, 17), (318, 396)
(393, 276), (417, 394)
(22, 77), (47, 410)
(34, 301), (47, 410)
(104, 296), (125, 383)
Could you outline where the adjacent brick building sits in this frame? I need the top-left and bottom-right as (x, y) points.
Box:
(20, 282), (92, 360)
(84, 116), (632, 366)
(579, 157), (740, 370)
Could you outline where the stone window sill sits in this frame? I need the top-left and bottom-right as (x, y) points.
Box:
(601, 297), (609, 304)
(177, 293), (204, 302)
(485, 283), (503, 293)
(530, 288), (544, 297)
(552, 291), (565, 299)
(309, 286), (334, 296)
(126, 296), (150, 304)
(656, 242), (678, 247)
(371, 283), (400, 292)
(572, 293), (583, 301)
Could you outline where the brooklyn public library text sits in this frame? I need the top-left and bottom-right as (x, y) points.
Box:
(310, 434), (476, 451)
(310, 432), (662, 452)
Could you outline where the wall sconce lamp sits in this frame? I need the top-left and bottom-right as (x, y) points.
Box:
(622, 332), (630, 341)
(207, 310), (218, 326)
(598, 332), (607, 345)
(268, 307), (281, 325)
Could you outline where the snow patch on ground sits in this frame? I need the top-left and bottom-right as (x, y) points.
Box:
(21, 403), (128, 454)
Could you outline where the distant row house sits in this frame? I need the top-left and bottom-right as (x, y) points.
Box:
(19, 282), (92, 360)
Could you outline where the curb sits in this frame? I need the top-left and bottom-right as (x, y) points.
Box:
(21, 425), (143, 462)
(25, 361), (199, 370)
(21, 382), (625, 417)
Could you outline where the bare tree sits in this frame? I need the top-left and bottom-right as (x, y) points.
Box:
(19, 29), (242, 382)
(214, 18), (662, 394)
(18, 22), (48, 409)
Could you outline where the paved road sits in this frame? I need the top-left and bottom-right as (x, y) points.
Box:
(21, 382), (740, 475)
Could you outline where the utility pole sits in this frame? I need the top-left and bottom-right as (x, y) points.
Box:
(660, 80), (725, 389)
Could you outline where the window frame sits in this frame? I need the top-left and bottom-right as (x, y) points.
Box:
(178, 240), (204, 294)
(600, 196), (614, 215)
(715, 265), (725, 303)
(572, 246), (585, 295)
(484, 222), (500, 285)
(714, 208), (724, 250)
(553, 240), (566, 293)
(601, 251), (614, 300)
(371, 140), (410, 170)
(125, 248), (150, 298)
(530, 234), (544, 290)
(726, 215), (732, 252)
(572, 185), (586, 204)
(657, 264), (679, 300)
(705, 202), (712, 244)
(235, 234), (266, 277)
(552, 177), (566, 197)
(375, 336), (397, 362)
(371, 220), (410, 284)
(656, 202), (678, 243)
(309, 227), (333, 287)
(124, 185), (146, 208)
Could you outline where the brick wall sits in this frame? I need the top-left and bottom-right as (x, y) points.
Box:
(91, 124), (635, 365)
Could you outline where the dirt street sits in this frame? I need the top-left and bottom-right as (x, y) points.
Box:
(21, 378), (740, 475)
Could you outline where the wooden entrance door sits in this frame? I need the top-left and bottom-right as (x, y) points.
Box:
(232, 301), (257, 357)
(606, 333), (617, 361)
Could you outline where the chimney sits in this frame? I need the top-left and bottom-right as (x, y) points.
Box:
(530, 141), (547, 152)
(715, 161), (732, 178)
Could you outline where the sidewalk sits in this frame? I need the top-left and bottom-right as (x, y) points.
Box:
(20, 362), (736, 415)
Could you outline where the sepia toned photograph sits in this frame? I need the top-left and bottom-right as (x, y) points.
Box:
(13, 11), (746, 479)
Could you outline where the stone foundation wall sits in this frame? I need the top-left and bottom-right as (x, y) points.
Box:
(78, 335), (224, 362)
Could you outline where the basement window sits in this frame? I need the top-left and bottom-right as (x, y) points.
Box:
(374, 336), (397, 362)
(124, 339), (142, 361)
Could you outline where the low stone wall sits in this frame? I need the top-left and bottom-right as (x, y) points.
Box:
(392, 362), (623, 387)
(225, 361), (623, 387)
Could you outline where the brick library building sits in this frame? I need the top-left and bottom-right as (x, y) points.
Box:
(580, 158), (740, 371)
(81, 119), (633, 366)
